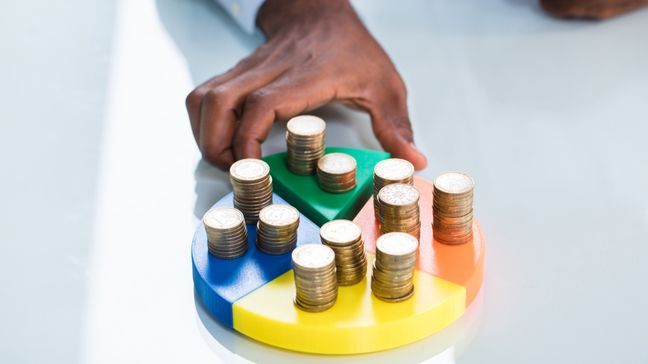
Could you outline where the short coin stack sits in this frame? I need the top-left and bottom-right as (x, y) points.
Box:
(203, 207), (248, 259)
(286, 115), (326, 175)
(377, 183), (421, 238)
(371, 232), (418, 302)
(433, 172), (474, 245)
(256, 204), (300, 255)
(292, 244), (338, 312)
(316, 153), (357, 193)
(373, 158), (415, 217)
(320, 219), (367, 286)
(230, 158), (273, 224)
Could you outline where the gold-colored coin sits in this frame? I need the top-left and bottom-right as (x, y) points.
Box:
(286, 115), (326, 175)
(229, 159), (272, 224)
(202, 207), (248, 259)
(316, 153), (357, 193)
(292, 244), (338, 312)
(432, 172), (475, 245)
(320, 219), (367, 286)
(371, 232), (418, 302)
(256, 204), (300, 255)
(377, 183), (421, 238)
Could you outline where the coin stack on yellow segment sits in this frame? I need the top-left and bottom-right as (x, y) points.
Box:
(229, 158), (273, 224)
(316, 153), (357, 193)
(286, 115), (326, 175)
(203, 207), (248, 259)
(377, 183), (421, 238)
(319, 219), (367, 286)
(371, 232), (418, 302)
(373, 158), (415, 217)
(256, 204), (300, 255)
(292, 244), (338, 312)
(433, 172), (474, 245)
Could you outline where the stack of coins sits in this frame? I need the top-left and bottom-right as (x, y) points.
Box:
(203, 207), (248, 259)
(320, 219), (367, 286)
(292, 244), (338, 312)
(316, 153), (357, 193)
(256, 204), (300, 255)
(286, 115), (326, 175)
(229, 158), (273, 224)
(373, 158), (415, 217)
(377, 183), (421, 238)
(371, 232), (418, 302)
(433, 172), (474, 245)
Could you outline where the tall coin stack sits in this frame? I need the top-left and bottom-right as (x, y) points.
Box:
(377, 183), (421, 238)
(229, 158), (273, 224)
(373, 158), (415, 217)
(203, 207), (248, 259)
(256, 204), (300, 255)
(316, 153), (357, 193)
(292, 244), (338, 312)
(286, 115), (326, 175)
(433, 172), (474, 245)
(319, 219), (367, 286)
(371, 232), (418, 302)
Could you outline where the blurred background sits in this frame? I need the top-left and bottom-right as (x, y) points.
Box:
(1, 0), (647, 363)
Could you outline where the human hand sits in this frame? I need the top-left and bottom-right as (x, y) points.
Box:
(541, 0), (648, 19)
(185, 0), (427, 171)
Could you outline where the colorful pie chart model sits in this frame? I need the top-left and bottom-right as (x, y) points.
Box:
(192, 148), (485, 354)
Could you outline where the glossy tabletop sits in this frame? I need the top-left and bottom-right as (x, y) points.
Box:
(1, 0), (647, 363)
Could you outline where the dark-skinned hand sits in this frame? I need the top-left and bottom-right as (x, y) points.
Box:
(185, 0), (427, 171)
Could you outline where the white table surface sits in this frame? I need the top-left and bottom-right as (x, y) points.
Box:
(2, 0), (647, 363)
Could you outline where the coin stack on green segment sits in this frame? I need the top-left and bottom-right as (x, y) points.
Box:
(256, 204), (300, 255)
(373, 158), (415, 217)
(319, 219), (367, 286)
(229, 158), (273, 224)
(292, 244), (338, 312)
(316, 152), (357, 193)
(203, 207), (248, 259)
(371, 232), (418, 302)
(286, 115), (326, 175)
(433, 172), (474, 245)
(377, 183), (421, 238)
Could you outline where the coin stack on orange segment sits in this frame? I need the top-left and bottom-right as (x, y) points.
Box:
(432, 172), (474, 245)
(372, 158), (415, 217)
(377, 183), (421, 238)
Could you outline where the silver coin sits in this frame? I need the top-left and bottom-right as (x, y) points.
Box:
(292, 244), (335, 269)
(376, 232), (419, 256)
(286, 115), (326, 136)
(378, 183), (419, 206)
(203, 207), (244, 230)
(374, 158), (414, 181)
(434, 172), (474, 195)
(259, 204), (299, 227)
(230, 158), (270, 181)
(320, 219), (361, 245)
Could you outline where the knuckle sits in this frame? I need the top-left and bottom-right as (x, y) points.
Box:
(201, 143), (229, 168)
(244, 90), (271, 109)
(185, 89), (205, 111)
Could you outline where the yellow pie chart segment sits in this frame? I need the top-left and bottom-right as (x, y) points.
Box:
(232, 253), (466, 354)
